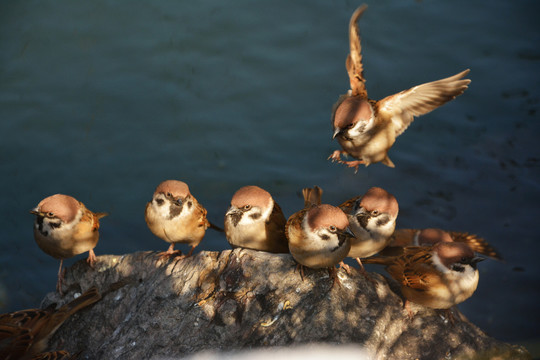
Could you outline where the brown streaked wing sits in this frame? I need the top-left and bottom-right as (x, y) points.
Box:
(449, 231), (503, 260)
(267, 202), (289, 253)
(376, 69), (471, 137)
(338, 196), (360, 215)
(386, 247), (438, 291)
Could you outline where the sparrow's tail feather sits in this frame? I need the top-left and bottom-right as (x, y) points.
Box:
(302, 186), (323, 208)
(449, 231), (503, 261)
(346, 4), (368, 97)
(59, 287), (101, 317)
(95, 212), (108, 220)
(361, 256), (394, 266)
(208, 221), (224, 232)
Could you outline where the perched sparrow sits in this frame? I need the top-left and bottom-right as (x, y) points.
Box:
(339, 187), (399, 272)
(383, 228), (503, 260)
(145, 180), (221, 259)
(286, 186), (354, 280)
(329, 5), (471, 170)
(0, 287), (101, 359)
(224, 185), (289, 253)
(30, 194), (108, 294)
(363, 242), (484, 310)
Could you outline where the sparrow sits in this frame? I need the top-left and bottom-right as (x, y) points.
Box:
(286, 186), (354, 281)
(0, 287), (101, 359)
(363, 242), (484, 311)
(383, 228), (502, 260)
(224, 185), (289, 253)
(329, 5), (471, 170)
(145, 180), (221, 259)
(30, 194), (108, 294)
(338, 187), (399, 273)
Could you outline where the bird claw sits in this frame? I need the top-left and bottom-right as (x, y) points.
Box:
(157, 249), (184, 262)
(328, 150), (345, 163)
(339, 261), (352, 276)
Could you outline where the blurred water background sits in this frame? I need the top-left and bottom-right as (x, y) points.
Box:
(1, 0), (539, 352)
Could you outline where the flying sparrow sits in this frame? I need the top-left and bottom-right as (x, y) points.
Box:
(0, 287), (101, 359)
(338, 187), (399, 273)
(329, 5), (471, 170)
(145, 180), (221, 259)
(286, 186), (354, 282)
(30, 194), (108, 294)
(224, 185), (289, 253)
(363, 242), (484, 312)
(383, 228), (502, 260)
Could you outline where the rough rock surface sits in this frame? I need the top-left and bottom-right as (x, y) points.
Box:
(41, 249), (530, 359)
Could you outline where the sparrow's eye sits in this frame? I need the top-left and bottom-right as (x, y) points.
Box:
(166, 192), (172, 198)
(47, 212), (54, 217)
(461, 257), (468, 263)
(243, 204), (252, 211)
(328, 225), (337, 233)
(371, 210), (379, 216)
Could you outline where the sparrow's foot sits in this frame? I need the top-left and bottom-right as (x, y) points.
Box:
(86, 249), (97, 268)
(342, 160), (365, 173)
(404, 300), (415, 320)
(328, 150), (345, 163)
(157, 250), (183, 262)
(355, 258), (377, 286)
(439, 307), (458, 325)
(328, 266), (340, 289)
(295, 263), (306, 281)
(339, 261), (352, 276)
(157, 244), (184, 262)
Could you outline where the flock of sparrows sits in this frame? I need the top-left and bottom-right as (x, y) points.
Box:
(2, 4), (491, 359)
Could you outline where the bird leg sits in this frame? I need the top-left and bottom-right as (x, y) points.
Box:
(157, 244), (183, 261)
(339, 261), (352, 276)
(404, 300), (415, 320)
(56, 259), (65, 295)
(186, 245), (196, 257)
(342, 160), (365, 173)
(355, 257), (377, 285)
(328, 150), (347, 163)
(86, 249), (97, 268)
(295, 263), (306, 281)
(328, 266), (340, 289)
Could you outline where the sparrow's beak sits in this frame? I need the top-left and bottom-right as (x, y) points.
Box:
(29, 209), (43, 217)
(225, 206), (241, 217)
(226, 206), (243, 226)
(343, 226), (356, 239)
(355, 208), (369, 229)
(332, 127), (342, 139)
(470, 256), (485, 269)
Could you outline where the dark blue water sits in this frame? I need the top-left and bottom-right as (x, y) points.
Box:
(1, 0), (539, 349)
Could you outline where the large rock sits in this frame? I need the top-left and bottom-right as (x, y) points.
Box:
(42, 249), (529, 359)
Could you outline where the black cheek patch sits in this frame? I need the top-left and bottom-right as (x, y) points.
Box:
(168, 202), (183, 220)
(452, 264), (465, 273)
(376, 215), (390, 227)
(229, 213), (243, 227)
(320, 234), (330, 241)
(187, 201), (192, 209)
(331, 234), (348, 252)
(48, 221), (62, 229)
(249, 213), (261, 220)
(357, 214), (369, 229)
(155, 198), (164, 206)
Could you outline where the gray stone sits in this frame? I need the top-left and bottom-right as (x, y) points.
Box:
(41, 249), (530, 360)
